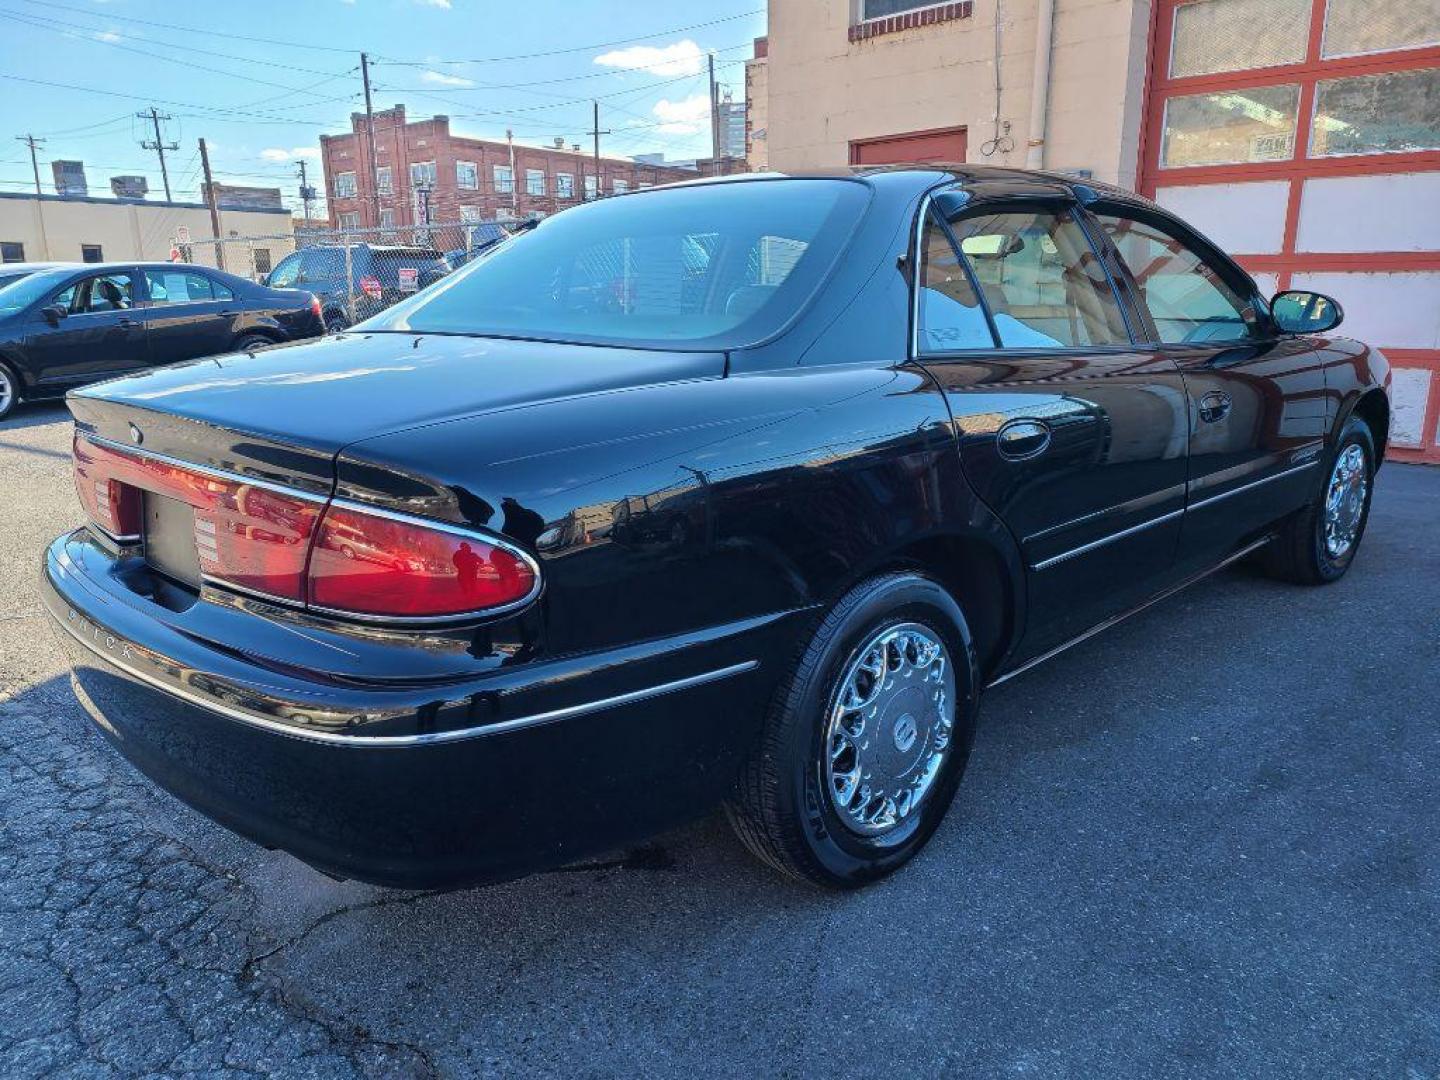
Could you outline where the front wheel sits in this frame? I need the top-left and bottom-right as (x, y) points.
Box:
(1264, 414), (1376, 584)
(726, 572), (980, 888)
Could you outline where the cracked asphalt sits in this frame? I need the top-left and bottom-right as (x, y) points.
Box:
(2, 399), (1437, 1078)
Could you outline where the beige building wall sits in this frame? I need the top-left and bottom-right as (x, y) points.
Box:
(764, 0), (1153, 188)
(0, 195), (294, 278)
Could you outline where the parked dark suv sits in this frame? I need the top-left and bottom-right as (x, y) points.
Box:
(264, 244), (450, 330)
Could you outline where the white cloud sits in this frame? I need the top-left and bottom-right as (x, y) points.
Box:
(594, 39), (704, 78)
(260, 147), (324, 163)
(650, 94), (711, 135)
(94, 29), (123, 43)
(421, 70), (474, 87)
(413, 0), (451, 7)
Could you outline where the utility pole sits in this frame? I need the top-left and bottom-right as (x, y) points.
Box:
(506, 128), (518, 215)
(16, 133), (45, 195)
(297, 159), (314, 222)
(198, 138), (225, 272)
(589, 101), (609, 200)
(708, 53), (721, 176)
(138, 107), (179, 201)
(16, 133), (50, 258)
(360, 52), (381, 227)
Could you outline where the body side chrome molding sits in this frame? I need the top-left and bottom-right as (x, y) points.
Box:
(1187, 459), (1320, 512)
(1029, 508), (1184, 571)
(991, 535), (1273, 689)
(1029, 459), (1320, 572)
(50, 599), (757, 748)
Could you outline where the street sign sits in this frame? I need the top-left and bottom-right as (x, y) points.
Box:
(397, 267), (419, 293)
(175, 226), (191, 245)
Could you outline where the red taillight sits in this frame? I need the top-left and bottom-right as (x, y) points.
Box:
(308, 293), (322, 318)
(74, 435), (322, 600)
(359, 275), (382, 300)
(309, 505), (537, 618)
(73, 435), (539, 620)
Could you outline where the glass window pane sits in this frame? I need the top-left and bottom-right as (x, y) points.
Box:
(1310, 68), (1440, 157)
(376, 179), (867, 350)
(918, 221), (994, 353)
(1097, 214), (1255, 344)
(863, 0), (942, 18)
(948, 209), (1129, 348)
(1322, 0), (1440, 58)
(1170, 0), (1309, 78)
(1161, 84), (1301, 166)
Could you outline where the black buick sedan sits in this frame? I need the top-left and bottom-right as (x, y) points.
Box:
(42, 168), (1389, 889)
(0, 261), (325, 420)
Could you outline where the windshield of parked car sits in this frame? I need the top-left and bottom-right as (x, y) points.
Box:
(368, 179), (870, 349)
(0, 269), (73, 318)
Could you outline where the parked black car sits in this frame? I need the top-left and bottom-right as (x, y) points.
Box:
(43, 168), (1389, 890)
(0, 262), (324, 421)
(264, 243), (450, 330)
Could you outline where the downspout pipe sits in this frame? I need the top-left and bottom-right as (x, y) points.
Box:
(1026, 0), (1056, 170)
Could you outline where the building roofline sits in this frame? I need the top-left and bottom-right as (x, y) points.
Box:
(0, 190), (291, 215)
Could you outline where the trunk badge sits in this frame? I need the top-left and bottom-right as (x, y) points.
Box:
(128, 423), (144, 445)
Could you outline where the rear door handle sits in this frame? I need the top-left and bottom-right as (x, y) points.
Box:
(997, 419), (1052, 461)
(116, 317), (135, 327)
(1198, 391), (1232, 423)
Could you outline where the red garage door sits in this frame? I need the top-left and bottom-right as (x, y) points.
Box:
(850, 127), (968, 165)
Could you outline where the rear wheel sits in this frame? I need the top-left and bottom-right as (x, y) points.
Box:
(1264, 414), (1376, 584)
(0, 361), (18, 422)
(726, 572), (980, 888)
(324, 309), (350, 333)
(232, 334), (273, 353)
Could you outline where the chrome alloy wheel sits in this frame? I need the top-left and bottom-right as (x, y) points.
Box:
(1323, 443), (1368, 559)
(823, 622), (956, 837)
(0, 366), (12, 417)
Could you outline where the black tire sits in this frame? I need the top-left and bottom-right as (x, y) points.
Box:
(1263, 414), (1376, 585)
(0, 360), (17, 422)
(726, 572), (980, 888)
(324, 310), (350, 333)
(233, 334), (273, 353)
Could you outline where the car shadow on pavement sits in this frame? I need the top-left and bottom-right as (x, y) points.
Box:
(1, 400), (70, 431)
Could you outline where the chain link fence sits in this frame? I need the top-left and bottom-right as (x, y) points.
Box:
(176, 219), (516, 327)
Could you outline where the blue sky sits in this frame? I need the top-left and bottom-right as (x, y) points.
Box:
(0, 0), (765, 215)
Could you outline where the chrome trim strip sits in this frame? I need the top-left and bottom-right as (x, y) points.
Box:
(50, 599), (758, 748)
(990, 535), (1273, 689)
(1030, 508), (1184, 571)
(1187, 459), (1319, 512)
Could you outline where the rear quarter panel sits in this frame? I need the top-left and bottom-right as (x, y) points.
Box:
(334, 363), (1006, 658)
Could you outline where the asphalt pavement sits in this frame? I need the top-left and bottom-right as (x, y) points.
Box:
(2, 398), (1437, 1078)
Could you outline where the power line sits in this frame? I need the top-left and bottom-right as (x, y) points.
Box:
(0, 74), (345, 127)
(0, 9), (360, 99)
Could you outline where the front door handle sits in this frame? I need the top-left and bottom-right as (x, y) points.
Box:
(1198, 390), (1232, 423)
(116, 317), (135, 328)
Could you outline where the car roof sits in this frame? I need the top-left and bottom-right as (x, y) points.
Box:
(633, 164), (1159, 211)
(0, 261), (79, 273)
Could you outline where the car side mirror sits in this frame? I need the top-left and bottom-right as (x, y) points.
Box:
(1271, 290), (1343, 335)
(41, 304), (67, 326)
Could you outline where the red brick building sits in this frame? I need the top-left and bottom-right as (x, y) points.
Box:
(319, 105), (697, 231)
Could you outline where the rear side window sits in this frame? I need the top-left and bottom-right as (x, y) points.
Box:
(145, 270), (233, 304)
(1094, 213), (1255, 344)
(374, 179), (869, 349)
(919, 205), (1129, 353)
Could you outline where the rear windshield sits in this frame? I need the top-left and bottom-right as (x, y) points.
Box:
(368, 179), (870, 349)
